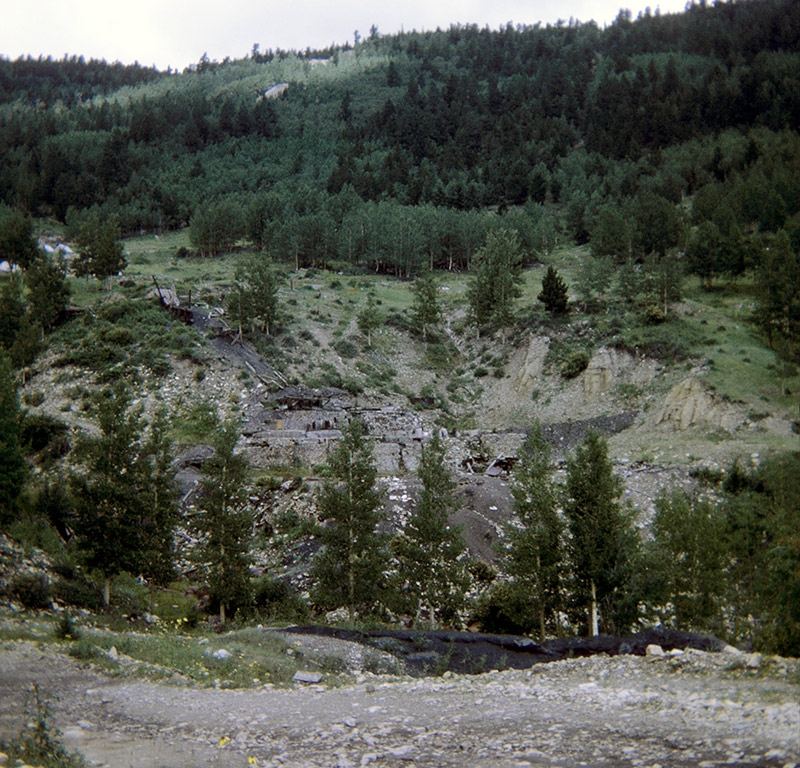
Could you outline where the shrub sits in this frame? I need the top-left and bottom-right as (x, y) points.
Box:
(560, 350), (590, 379)
(643, 304), (667, 324)
(21, 414), (69, 457)
(67, 638), (101, 660)
(252, 577), (310, 622)
(22, 390), (45, 406)
(471, 581), (537, 635)
(52, 577), (103, 611)
(54, 610), (80, 640)
(11, 573), (51, 609)
(332, 339), (359, 359)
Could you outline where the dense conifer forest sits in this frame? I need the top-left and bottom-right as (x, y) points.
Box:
(1, 0), (798, 263)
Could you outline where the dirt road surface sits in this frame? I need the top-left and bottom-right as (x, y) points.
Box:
(1, 640), (798, 768)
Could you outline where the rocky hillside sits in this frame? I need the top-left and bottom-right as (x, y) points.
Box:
(17, 245), (798, 586)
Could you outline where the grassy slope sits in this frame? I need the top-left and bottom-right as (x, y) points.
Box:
(112, 232), (799, 462)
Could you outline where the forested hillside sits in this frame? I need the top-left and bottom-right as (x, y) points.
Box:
(1, 0), (798, 255)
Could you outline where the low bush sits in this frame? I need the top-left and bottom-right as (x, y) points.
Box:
(560, 350), (591, 379)
(10, 573), (51, 610)
(252, 577), (310, 623)
(52, 576), (103, 612)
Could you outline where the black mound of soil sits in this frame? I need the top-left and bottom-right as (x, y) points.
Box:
(282, 625), (724, 676)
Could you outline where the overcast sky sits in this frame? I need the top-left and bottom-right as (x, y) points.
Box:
(3, 0), (690, 72)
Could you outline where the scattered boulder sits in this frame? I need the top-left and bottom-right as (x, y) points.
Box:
(293, 671), (323, 684)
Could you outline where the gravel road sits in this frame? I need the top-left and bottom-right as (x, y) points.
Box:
(1, 640), (797, 768)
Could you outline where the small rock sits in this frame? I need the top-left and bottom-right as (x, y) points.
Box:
(213, 648), (232, 660)
(388, 744), (414, 759)
(646, 644), (665, 658)
(77, 720), (93, 730)
(746, 653), (761, 670)
(293, 671), (323, 684)
(107, 646), (118, 660)
(722, 644), (742, 656)
(344, 717), (358, 728)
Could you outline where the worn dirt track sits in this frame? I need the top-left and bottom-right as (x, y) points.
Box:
(1, 640), (798, 768)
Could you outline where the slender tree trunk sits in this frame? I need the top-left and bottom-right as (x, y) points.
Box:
(103, 576), (111, 608)
(220, 601), (226, 625)
(590, 579), (599, 636)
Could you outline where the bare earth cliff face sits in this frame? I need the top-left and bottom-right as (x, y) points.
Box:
(1, 639), (798, 768)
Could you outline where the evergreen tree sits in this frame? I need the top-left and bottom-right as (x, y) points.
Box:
(633, 192), (684, 259)
(356, 295), (382, 347)
(69, 210), (126, 289)
(0, 352), (27, 526)
(564, 430), (638, 636)
(576, 255), (613, 308)
(410, 271), (441, 340)
(466, 228), (523, 332)
(394, 432), (470, 627)
(686, 220), (724, 290)
(138, 407), (179, 587)
(0, 275), (26, 353)
(196, 416), (252, 624)
(0, 205), (38, 270)
(754, 230), (800, 354)
(590, 205), (629, 262)
(721, 454), (800, 655)
(25, 254), (71, 332)
(310, 419), (390, 620)
(641, 489), (725, 631)
(538, 265), (569, 315)
(70, 384), (176, 606)
(505, 422), (565, 638)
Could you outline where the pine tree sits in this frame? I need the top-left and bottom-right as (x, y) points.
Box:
(505, 422), (565, 638)
(357, 295), (382, 347)
(310, 419), (390, 620)
(538, 265), (569, 315)
(0, 352), (27, 525)
(25, 254), (71, 332)
(69, 210), (126, 289)
(69, 385), (151, 606)
(564, 430), (638, 636)
(410, 271), (441, 341)
(138, 407), (179, 588)
(466, 228), (523, 332)
(0, 275), (25, 351)
(196, 417), (252, 624)
(755, 230), (800, 354)
(394, 432), (470, 627)
(0, 205), (38, 270)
